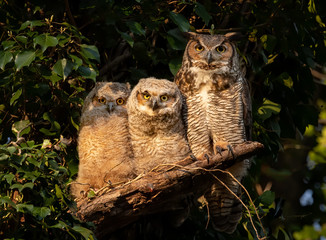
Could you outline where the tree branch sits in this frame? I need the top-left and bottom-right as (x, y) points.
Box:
(76, 141), (264, 239)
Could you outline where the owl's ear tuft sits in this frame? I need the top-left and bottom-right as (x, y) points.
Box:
(183, 32), (199, 40)
(126, 82), (131, 90)
(225, 32), (243, 41)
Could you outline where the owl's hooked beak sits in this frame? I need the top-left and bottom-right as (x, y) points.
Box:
(206, 51), (214, 64)
(107, 102), (114, 113)
(151, 99), (159, 111)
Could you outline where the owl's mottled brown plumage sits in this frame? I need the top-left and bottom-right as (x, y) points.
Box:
(71, 82), (135, 198)
(127, 77), (191, 174)
(175, 32), (252, 233)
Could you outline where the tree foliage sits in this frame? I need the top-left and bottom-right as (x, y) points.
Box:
(0, 0), (326, 239)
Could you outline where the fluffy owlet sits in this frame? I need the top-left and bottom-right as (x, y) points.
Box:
(174, 32), (252, 233)
(71, 82), (135, 198)
(127, 77), (191, 174)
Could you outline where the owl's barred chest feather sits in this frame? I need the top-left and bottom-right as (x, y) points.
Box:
(182, 71), (246, 155)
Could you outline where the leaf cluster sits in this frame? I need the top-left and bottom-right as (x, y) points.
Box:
(0, 135), (95, 239)
(0, 16), (100, 240)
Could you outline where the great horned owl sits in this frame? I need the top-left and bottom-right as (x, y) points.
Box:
(175, 32), (252, 233)
(71, 82), (135, 198)
(127, 77), (191, 174)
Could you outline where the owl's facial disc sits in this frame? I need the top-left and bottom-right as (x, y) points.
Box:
(136, 90), (176, 116)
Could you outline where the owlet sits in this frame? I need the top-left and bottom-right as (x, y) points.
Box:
(175, 32), (252, 233)
(71, 82), (135, 198)
(127, 77), (191, 174)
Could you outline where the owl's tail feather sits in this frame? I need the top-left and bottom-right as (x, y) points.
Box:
(210, 197), (242, 234)
(205, 180), (242, 234)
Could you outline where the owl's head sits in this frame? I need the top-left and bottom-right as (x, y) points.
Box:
(128, 77), (182, 117)
(82, 82), (131, 117)
(183, 32), (240, 72)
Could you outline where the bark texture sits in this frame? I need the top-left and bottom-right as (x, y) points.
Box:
(75, 141), (264, 239)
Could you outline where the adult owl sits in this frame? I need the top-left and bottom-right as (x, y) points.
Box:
(127, 77), (191, 174)
(71, 82), (135, 198)
(174, 32), (252, 233)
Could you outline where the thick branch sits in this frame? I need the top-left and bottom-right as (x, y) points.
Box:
(76, 141), (264, 238)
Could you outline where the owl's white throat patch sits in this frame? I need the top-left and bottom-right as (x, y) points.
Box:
(198, 84), (211, 110)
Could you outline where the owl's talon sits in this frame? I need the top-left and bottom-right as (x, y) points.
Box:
(190, 154), (197, 161)
(204, 154), (210, 163)
(227, 145), (235, 159)
(107, 180), (113, 186)
(215, 146), (223, 156)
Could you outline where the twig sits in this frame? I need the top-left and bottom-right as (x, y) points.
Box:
(64, 0), (77, 27)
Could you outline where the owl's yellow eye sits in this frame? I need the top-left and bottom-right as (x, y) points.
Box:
(98, 97), (106, 104)
(216, 45), (226, 53)
(143, 93), (151, 100)
(160, 95), (169, 102)
(195, 45), (204, 52)
(116, 98), (125, 105)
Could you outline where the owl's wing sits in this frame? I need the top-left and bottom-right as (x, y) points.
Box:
(242, 78), (252, 141)
(174, 67), (190, 96)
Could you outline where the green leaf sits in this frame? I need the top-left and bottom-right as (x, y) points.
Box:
(34, 34), (58, 52)
(0, 154), (9, 161)
(260, 34), (277, 53)
(167, 28), (187, 50)
(0, 51), (13, 70)
(22, 182), (34, 190)
(7, 146), (17, 154)
(257, 98), (281, 121)
(1, 40), (15, 50)
(10, 182), (34, 192)
(10, 88), (22, 106)
(53, 59), (74, 80)
(169, 12), (190, 32)
(12, 120), (31, 137)
(126, 21), (145, 36)
(16, 203), (34, 213)
(4, 173), (15, 184)
(70, 55), (83, 70)
(293, 225), (319, 240)
(27, 157), (42, 168)
(55, 184), (63, 199)
(194, 3), (212, 25)
(78, 66), (97, 81)
(23, 170), (41, 182)
(19, 20), (45, 31)
(116, 29), (134, 47)
(15, 51), (36, 71)
(33, 207), (51, 219)
(39, 128), (56, 136)
(10, 183), (23, 191)
(50, 220), (67, 229)
(87, 190), (96, 199)
(48, 72), (62, 84)
(280, 228), (291, 240)
(71, 116), (80, 131)
(41, 139), (52, 149)
(169, 57), (182, 76)
(80, 44), (100, 63)
(283, 75), (293, 89)
(16, 36), (28, 44)
(72, 225), (94, 240)
(260, 190), (275, 206)
(0, 196), (17, 208)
